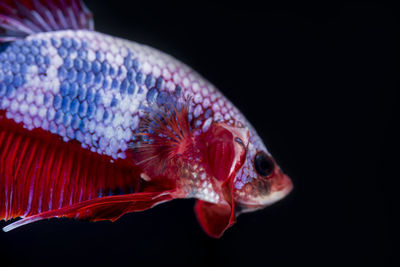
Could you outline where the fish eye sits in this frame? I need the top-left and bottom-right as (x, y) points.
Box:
(254, 152), (275, 177)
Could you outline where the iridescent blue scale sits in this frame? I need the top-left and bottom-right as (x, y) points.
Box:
(136, 71), (144, 84)
(92, 60), (101, 73)
(16, 54), (25, 64)
(63, 113), (72, 126)
(70, 99), (79, 115)
(71, 115), (80, 130)
(109, 66), (116, 76)
(53, 95), (62, 109)
(60, 82), (69, 96)
(26, 54), (35, 64)
(64, 57), (73, 69)
(0, 84), (5, 96)
(146, 88), (158, 104)
(54, 110), (63, 124)
(111, 79), (119, 89)
(127, 84), (136, 95)
(61, 97), (71, 113)
(13, 75), (23, 87)
(79, 102), (88, 117)
(120, 79), (129, 94)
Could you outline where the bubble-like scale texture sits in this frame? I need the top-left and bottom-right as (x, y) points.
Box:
(0, 30), (267, 201)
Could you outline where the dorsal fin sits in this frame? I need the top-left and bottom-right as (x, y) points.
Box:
(0, 0), (94, 42)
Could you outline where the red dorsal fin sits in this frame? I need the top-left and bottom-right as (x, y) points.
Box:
(0, 0), (94, 42)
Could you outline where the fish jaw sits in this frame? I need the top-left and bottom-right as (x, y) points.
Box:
(234, 169), (293, 213)
(245, 172), (293, 207)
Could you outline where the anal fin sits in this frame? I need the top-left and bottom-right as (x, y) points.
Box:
(3, 190), (174, 232)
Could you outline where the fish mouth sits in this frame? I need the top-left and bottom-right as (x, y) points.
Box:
(257, 176), (293, 206)
(235, 172), (293, 213)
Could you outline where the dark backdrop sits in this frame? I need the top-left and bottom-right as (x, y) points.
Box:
(1, 1), (397, 266)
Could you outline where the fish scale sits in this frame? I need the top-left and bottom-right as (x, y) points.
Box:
(0, 30), (245, 160)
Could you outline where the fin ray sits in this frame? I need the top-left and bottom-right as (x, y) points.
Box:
(132, 98), (193, 177)
(3, 190), (174, 232)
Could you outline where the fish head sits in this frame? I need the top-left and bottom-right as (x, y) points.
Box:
(203, 122), (292, 212)
(233, 133), (293, 214)
(195, 122), (292, 238)
(132, 99), (292, 238)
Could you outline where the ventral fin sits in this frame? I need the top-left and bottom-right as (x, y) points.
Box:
(195, 201), (235, 238)
(194, 175), (236, 238)
(0, 0), (94, 42)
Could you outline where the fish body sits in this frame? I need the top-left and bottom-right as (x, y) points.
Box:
(0, 0), (292, 237)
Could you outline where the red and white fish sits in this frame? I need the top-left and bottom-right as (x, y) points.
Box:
(0, 0), (292, 238)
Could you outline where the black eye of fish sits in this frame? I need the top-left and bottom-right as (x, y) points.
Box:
(254, 152), (274, 177)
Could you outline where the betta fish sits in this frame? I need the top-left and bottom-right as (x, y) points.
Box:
(0, 0), (292, 238)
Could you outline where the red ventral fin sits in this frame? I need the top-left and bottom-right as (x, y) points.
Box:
(3, 190), (174, 232)
(195, 175), (236, 238)
(205, 123), (249, 182)
(0, 0), (94, 42)
(195, 201), (236, 238)
(130, 99), (193, 178)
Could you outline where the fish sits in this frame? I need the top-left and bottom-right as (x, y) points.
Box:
(0, 0), (293, 238)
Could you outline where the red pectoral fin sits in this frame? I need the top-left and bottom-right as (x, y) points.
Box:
(206, 126), (235, 182)
(205, 123), (249, 182)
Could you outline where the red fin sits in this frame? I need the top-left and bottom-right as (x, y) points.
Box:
(204, 123), (249, 182)
(131, 99), (193, 178)
(0, 112), (162, 227)
(194, 174), (236, 238)
(3, 190), (174, 232)
(195, 201), (236, 238)
(0, 0), (93, 42)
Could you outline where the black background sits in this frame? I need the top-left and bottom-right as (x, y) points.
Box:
(0, 1), (397, 266)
